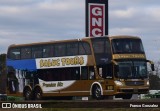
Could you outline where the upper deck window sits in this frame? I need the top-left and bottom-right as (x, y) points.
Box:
(21, 47), (31, 59)
(54, 44), (66, 57)
(67, 43), (79, 56)
(32, 46), (42, 58)
(92, 38), (112, 65)
(112, 39), (144, 54)
(7, 41), (92, 60)
(79, 42), (91, 55)
(43, 45), (53, 58)
(92, 38), (111, 54)
(8, 48), (20, 60)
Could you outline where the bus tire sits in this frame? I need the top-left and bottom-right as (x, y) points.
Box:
(23, 88), (32, 100)
(34, 87), (42, 100)
(92, 85), (103, 100)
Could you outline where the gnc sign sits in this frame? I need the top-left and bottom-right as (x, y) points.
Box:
(89, 4), (105, 37)
(85, 0), (108, 37)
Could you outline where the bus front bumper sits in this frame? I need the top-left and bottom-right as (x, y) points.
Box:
(116, 87), (149, 94)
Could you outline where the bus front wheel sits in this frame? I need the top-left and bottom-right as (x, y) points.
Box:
(92, 85), (103, 100)
(34, 87), (42, 100)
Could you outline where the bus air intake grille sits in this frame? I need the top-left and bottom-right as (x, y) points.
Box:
(125, 81), (144, 86)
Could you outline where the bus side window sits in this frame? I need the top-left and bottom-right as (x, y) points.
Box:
(97, 64), (113, 79)
(32, 46), (42, 58)
(105, 40), (111, 55)
(67, 42), (78, 56)
(106, 64), (113, 78)
(21, 47), (31, 59)
(89, 67), (95, 80)
(54, 44), (66, 57)
(81, 67), (88, 80)
(79, 42), (91, 55)
(98, 67), (103, 77)
(43, 45), (52, 58)
(9, 48), (20, 60)
(72, 67), (80, 80)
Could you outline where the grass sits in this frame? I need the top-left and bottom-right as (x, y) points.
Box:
(7, 96), (23, 101)
(2, 96), (160, 111)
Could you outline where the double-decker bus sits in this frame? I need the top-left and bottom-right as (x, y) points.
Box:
(6, 35), (154, 100)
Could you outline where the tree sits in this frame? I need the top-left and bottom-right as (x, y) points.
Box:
(148, 60), (160, 90)
(0, 54), (7, 94)
(149, 75), (160, 90)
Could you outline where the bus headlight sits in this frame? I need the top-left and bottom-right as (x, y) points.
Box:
(114, 80), (123, 86)
(147, 80), (150, 85)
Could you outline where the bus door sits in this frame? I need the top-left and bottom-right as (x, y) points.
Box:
(97, 64), (115, 95)
(81, 66), (96, 95)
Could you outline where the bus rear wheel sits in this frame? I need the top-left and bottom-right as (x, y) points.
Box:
(34, 87), (42, 100)
(23, 88), (32, 100)
(92, 85), (103, 100)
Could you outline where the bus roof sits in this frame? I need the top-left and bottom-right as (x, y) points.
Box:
(8, 37), (91, 48)
(108, 35), (140, 40)
(8, 35), (141, 48)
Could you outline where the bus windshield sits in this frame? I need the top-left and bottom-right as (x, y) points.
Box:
(116, 61), (148, 79)
(112, 39), (144, 54)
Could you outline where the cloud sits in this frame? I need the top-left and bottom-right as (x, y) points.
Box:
(110, 8), (136, 19)
(0, 0), (160, 61)
(37, 0), (83, 11)
(0, 6), (21, 14)
(109, 27), (139, 36)
(0, 0), (86, 53)
(109, 0), (160, 60)
(146, 7), (160, 22)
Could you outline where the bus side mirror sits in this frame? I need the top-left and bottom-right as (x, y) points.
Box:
(151, 64), (155, 71)
(115, 65), (119, 72)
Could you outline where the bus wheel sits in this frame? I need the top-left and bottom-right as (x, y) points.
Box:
(34, 87), (42, 100)
(122, 94), (132, 99)
(92, 85), (103, 100)
(23, 88), (32, 100)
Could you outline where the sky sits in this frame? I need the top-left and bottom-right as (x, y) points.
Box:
(0, 0), (160, 61)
